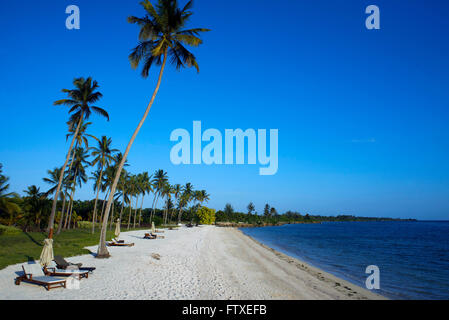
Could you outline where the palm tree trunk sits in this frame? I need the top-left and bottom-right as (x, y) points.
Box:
(149, 192), (157, 223)
(177, 206), (184, 224)
(151, 193), (160, 223)
(97, 52), (168, 258)
(57, 146), (76, 234)
(47, 112), (84, 239)
(139, 195), (144, 226)
(64, 181), (76, 229)
(133, 196), (138, 228)
(99, 190), (109, 225)
(119, 195), (125, 222)
(63, 195), (72, 229)
(127, 200), (132, 230)
(91, 165), (104, 234)
(109, 201), (115, 231)
(67, 196), (74, 229)
(56, 190), (67, 235)
(68, 188), (78, 230)
(67, 167), (78, 230)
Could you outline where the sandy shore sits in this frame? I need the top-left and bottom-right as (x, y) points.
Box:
(0, 225), (385, 300)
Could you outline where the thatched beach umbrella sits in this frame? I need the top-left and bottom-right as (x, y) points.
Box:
(39, 238), (54, 267)
(115, 219), (120, 239)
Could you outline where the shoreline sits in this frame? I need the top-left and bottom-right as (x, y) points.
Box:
(233, 228), (386, 300)
(0, 225), (386, 300)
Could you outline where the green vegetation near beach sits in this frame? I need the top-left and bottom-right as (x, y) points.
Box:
(0, 227), (121, 270)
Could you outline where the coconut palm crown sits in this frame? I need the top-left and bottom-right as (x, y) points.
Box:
(127, 0), (210, 77)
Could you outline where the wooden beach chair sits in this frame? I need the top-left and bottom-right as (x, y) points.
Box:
(44, 261), (89, 280)
(15, 263), (66, 291)
(54, 255), (96, 273)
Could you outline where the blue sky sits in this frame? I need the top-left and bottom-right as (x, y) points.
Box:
(1, 0), (448, 219)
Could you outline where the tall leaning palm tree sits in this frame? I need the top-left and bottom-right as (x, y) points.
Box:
(47, 77), (108, 239)
(97, 0), (210, 258)
(90, 136), (118, 233)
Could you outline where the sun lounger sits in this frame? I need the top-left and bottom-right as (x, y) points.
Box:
(15, 263), (66, 291)
(107, 239), (134, 247)
(44, 261), (89, 280)
(53, 255), (96, 273)
(144, 232), (165, 239)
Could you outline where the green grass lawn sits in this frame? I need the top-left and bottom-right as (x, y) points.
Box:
(0, 227), (147, 270)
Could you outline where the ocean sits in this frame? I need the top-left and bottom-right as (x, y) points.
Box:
(240, 221), (449, 300)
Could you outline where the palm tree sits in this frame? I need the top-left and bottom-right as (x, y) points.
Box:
(150, 169), (168, 223)
(247, 202), (255, 215)
(137, 172), (152, 226)
(23, 186), (48, 229)
(56, 120), (97, 234)
(66, 121), (98, 150)
(43, 167), (70, 234)
(199, 190), (209, 207)
(47, 77), (108, 239)
(98, 0), (210, 258)
(65, 147), (90, 229)
(161, 183), (173, 225)
(177, 182), (193, 224)
(90, 136), (118, 233)
(126, 174), (137, 230)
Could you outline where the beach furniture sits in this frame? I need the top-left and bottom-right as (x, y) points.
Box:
(144, 233), (157, 239)
(44, 261), (89, 280)
(107, 239), (135, 247)
(15, 262), (66, 291)
(144, 232), (164, 239)
(53, 255), (96, 273)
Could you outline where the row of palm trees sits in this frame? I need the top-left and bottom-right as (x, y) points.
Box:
(44, 116), (210, 236)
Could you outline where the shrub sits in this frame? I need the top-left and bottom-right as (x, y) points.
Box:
(0, 224), (22, 236)
(196, 207), (216, 225)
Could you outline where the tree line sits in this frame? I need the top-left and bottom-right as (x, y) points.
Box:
(0, 160), (211, 232)
(216, 202), (416, 225)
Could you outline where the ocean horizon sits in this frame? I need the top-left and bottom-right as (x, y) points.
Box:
(240, 220), (449, 300)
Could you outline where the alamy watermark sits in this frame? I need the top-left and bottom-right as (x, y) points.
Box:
(66, 5), (80, 30)
(63, 4), (378, 31)
(365, 5), (380, 30)
(365, 265), (380, 290)
(170, 121), (278, 175)
(65, 265), (81, 290)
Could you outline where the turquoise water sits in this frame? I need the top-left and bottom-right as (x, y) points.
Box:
(240, 221), (449, 300)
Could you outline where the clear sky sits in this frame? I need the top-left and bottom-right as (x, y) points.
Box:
(1, 0), (448, 220)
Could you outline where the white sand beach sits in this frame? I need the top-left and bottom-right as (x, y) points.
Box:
(0, 226), (385, 300)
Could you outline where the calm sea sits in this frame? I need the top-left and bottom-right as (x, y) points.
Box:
(240, 221), (449, 300)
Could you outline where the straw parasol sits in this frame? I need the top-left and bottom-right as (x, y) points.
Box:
(115, 219), (121, 239)
(39, 238), (54, 267)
